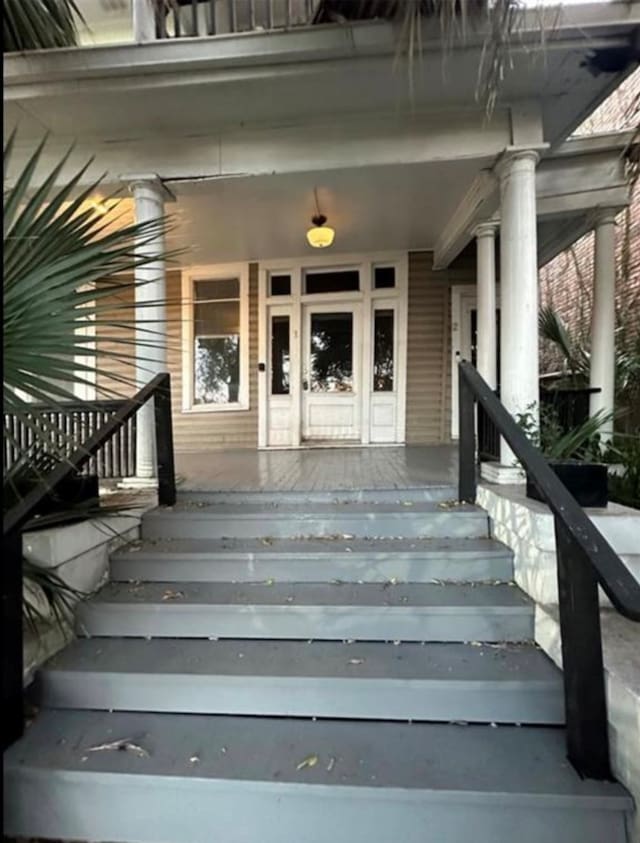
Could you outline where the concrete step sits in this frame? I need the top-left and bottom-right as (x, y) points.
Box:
(177, 486), (459, 505)
(5, 711), (631, 843)
(76, 582), (533, 642)
(37, 638), (564, 724)
(141, 501), (489, 540)
(110, 536), (513, 583)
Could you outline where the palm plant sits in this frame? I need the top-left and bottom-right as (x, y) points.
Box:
(4, 133), (173, 627)
(3, 0), (82, 52)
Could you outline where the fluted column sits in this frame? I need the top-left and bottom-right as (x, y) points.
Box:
(475, 222), (498, 390)
(589, 209), (617, 440)
(128, 176), (168, 482)
(497, 150), (540, 466)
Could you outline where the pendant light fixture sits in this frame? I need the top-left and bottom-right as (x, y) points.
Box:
(306, 188), (335, 248)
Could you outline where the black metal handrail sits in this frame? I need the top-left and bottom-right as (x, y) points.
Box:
(2, 373), (176, 751)
(458, 360), (640, 780)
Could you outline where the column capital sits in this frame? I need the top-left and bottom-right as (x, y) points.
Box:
(590, 207), (620, 229)
(494, 144), (549, 180)
(120, 173), (176, 202)
(473, 221), (499, 239)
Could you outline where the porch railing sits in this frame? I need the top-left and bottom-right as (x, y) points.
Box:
(154, 0), (320, 39)
(2, 374), (176, 752)
(458, 360), (640, 780)
(4, 401), (137, 480)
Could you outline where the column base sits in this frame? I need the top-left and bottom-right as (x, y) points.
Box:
(117, 477), (159, 490)
(480, 461), (525, 485)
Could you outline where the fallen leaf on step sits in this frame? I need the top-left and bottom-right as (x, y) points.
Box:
(87, 738), (149, 758)
(348, 658), (365, 665)
(296, 754), (319, 770)
(326, 757), (336, 772)
(402, 502), (414, 507)
(261, 538), (274, 546)
(189, 755), (200, 764)
(265, 578), (275, 586)
(162, 589), (185, 601)
(469, 641), (483, 647)
(342, 534), (354, 540)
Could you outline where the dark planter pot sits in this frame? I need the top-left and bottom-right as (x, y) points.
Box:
(526, 461), (608, 508)
(37, 473), (100, 516)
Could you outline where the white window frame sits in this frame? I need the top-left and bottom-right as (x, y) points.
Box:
(181, 263), (250, 413)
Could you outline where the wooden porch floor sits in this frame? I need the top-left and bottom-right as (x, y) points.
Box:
(175, 446), (458, 492)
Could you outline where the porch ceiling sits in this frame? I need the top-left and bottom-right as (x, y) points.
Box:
(163, 159), (485, 263)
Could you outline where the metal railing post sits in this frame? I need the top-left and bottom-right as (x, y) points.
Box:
(2, 529), (24, 751)
(458, 368), (477, 503)
(555, 519), (612, 780)
(154, 374), (176, 507)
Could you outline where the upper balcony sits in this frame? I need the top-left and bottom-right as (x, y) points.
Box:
(73, 1), (325, 46)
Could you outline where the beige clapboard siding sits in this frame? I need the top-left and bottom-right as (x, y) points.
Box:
(97, 254), (475, 451)
(405, 251), (475, 444)
(97, 265), (259, 452)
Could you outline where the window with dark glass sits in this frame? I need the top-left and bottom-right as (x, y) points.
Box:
(374, 266), (395, 289)
(270, 274), (291, 296)
(304, 270), (359, 295)
(193, 278), (241, 405)
(271, 316), (290, 395)
(373, 309), (394, 392)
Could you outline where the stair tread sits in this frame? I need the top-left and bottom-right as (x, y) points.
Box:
(112, 536), (511, 560)
(5, 710), (629, 806)
(42, 638), (559, 683)
(150, 502), (482, 517)
(88, 581), (530, 610)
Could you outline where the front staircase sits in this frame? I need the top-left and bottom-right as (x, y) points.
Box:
(4, 485), (633, 842)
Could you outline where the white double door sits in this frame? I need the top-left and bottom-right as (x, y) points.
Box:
(301, 302), (362, 441)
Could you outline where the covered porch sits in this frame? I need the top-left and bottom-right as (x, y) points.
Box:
(174, 444), (458, 492)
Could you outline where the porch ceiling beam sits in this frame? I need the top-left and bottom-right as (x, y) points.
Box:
(432, 171), (498, 271)
(433, 132), (635, 269)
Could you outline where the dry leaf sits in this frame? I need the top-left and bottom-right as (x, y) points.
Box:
(326, 756), (336, 772)
(189, 754), (200, 764)
(162, 589), (185, 601)
(296, 754), (319, 770)
(349, 658), (365, 665)
(87, 738), (149, 758)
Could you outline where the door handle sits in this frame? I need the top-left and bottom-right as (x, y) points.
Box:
(302, 379), (309, 391)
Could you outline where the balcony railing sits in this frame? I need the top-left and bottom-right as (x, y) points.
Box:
(153, 0), (320, 39)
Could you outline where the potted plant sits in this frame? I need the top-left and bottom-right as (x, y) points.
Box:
(516, 404), (614, 508)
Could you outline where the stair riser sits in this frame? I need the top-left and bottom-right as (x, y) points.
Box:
(178, 488), (458, 505)
(38, 673), (565, 725)
(109, 554), (513, 584)
(76, 605), (533, 642)
(4, 772), (629, 843)
(142, 512), (490, 540)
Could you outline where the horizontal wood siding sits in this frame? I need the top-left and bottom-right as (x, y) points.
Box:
(406, 251), (475, 444)
(97, 264), (259, 452)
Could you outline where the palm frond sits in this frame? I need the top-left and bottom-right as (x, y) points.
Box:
(539, 305), (589, 382)
(3, 134), (178, 472)
(3, 0), (84, 52)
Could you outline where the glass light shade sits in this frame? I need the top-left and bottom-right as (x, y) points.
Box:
(306, 224), (335, 248)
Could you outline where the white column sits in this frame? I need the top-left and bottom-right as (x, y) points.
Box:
(497, 150), (540, 465)
(589, 209), (617, 438)
(475, 222), (498, 389)
(132, 0), (156, 43)
(129, 177), (168, 482)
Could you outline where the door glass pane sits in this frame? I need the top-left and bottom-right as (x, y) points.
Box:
(305, 270), (359, 295)
(270, 274), (291, 296)
(194, 336), (240, 404)
(374, 266), (395, 289)
(309, 312), (353, 392)
(373, 309), (394, 391)
(271, 316), (290, 395)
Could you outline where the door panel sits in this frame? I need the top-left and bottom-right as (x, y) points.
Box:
(302, 305), (361, 441)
